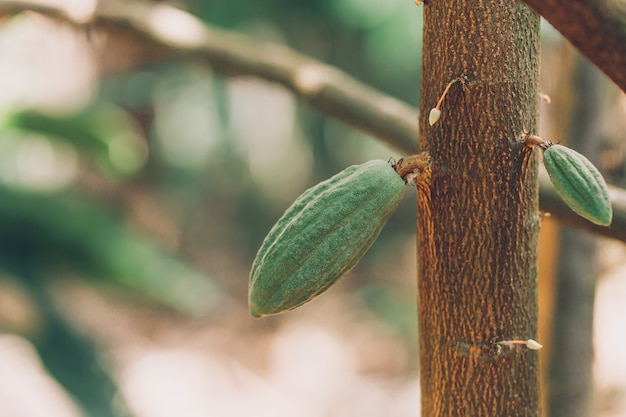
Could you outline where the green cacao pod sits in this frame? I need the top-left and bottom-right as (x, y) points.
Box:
(543, 144), (612, 226)
(249, 159), (405, 317)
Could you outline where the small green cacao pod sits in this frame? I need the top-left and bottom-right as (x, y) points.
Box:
(542, 144), (612, 226)
(249, 159), (405, 317)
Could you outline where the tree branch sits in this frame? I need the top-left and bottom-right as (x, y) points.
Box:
(0, 0), (419, 154)
(539, 172), (626, 242)
(2, 0), (626, 242)
(523, 0), (626, 93)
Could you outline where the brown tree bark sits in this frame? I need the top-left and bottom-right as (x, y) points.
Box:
(416, 1), (541, 416)
(522, 0), (626, 93)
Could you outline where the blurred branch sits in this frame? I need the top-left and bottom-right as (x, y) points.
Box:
(523, 0), (626, 92)
(539, 172), (626, 242)
(0, 0), (419, 154)
(3, 0), (626, 242)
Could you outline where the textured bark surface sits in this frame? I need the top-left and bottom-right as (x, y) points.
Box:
(416, 1), (541, 416)
(523, 0), (626, 93)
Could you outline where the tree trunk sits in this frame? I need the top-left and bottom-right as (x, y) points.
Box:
(546, 48), (606, 417)
(416, 1), (541, 416)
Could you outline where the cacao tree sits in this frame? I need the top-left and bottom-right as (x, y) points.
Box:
(416, 2), (541, 415)
(2, 1), (626, 416)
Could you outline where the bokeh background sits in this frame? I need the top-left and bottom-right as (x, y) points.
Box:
(0, 1), (624, 416)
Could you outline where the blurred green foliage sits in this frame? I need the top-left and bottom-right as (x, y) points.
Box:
(189, 0), (423, 103)
(3, 104), (147, 178)
(0, 1), (422, 416)
(0, 186), (221, 315)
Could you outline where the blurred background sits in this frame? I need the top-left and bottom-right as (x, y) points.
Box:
(0, 1), (624, 417)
